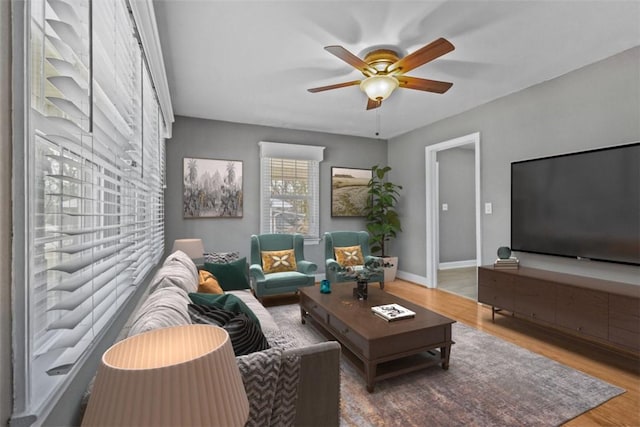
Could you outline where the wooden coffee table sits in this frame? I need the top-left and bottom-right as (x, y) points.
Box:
(299, 284), (455, 392)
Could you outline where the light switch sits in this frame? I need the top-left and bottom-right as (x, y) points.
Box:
(442, 203), (448, 211)
(484, 202), (492, 214)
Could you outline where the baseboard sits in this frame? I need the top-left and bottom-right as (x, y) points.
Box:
(438, 260), (477, 270)
(320, 270), (438, 288)
(396, 270), (432, 288)
(319, 270), (441, 288)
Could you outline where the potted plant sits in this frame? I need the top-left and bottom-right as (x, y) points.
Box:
(364, 165), (402, 282)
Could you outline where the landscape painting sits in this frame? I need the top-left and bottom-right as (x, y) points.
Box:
(183, 157), (243, 218)
(331, 167), (372, 217)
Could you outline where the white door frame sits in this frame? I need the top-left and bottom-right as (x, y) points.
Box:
(425, 132), (481, 288)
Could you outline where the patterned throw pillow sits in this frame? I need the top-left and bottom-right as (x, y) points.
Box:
(204, 251), (240, 264)
(188, 303), (235, 326)
(261, 249), (297, 274)
(224, 313), (271, 356)
(188, 304), (270, 356)
(197, 270), (224, 294)
(334, 245), (364, 267)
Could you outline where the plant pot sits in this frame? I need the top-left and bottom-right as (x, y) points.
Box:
(383, 256), (398, 282)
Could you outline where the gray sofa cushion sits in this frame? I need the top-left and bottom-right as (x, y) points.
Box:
(163, 250), (199, 286)
(148, 261), (199, 294)
(127, 285), (191, 336)
(227, 290), (278, 332)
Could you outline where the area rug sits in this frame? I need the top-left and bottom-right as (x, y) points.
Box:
(266, 304), (624, 427)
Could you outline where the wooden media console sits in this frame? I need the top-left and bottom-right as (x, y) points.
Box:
(478, 266), (640, 355)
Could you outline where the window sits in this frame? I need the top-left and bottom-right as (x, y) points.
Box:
(259, 141), (325, 242)
(15, 0), (167, 420)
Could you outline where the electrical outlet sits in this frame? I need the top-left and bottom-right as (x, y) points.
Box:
(484, 202), (493, 214)
(442, 203), (448, 211)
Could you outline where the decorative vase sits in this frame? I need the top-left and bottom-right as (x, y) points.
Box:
(320, 279), (331, 294)
(353, 280), (368, 300)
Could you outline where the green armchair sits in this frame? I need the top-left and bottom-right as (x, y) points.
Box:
(324, 231), (384, 289)
(250, 233), (317, 301)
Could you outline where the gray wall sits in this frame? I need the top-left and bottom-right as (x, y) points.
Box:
(2, 0), (12, 424)
(438, 147), (476, 263)
(165, 117), (386, 273)
(389, 47), (640, 285)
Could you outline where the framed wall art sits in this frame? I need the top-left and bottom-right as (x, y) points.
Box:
(183, 157), (243, 218)
(331, 167), (372, 217)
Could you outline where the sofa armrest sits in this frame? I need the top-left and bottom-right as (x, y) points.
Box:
(249, 263), (265, 281)
(285, 342), (341, 427)
(297, 260), (317, 275)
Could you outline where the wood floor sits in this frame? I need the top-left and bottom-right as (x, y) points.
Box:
(383, 279), (640, 427)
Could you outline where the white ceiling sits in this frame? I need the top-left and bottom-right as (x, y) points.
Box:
(152, 0), (640, 140)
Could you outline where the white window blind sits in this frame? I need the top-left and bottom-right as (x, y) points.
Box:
(259, 142), (325, 242)
(19, 0), (166, 418)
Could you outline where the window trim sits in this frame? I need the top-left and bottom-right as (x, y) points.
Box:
(258, 141), (325, 244)
(128, 0), (174, 138)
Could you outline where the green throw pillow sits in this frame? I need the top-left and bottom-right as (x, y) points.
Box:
(204, 257), (250, 291)
(189, 292), (261, 328)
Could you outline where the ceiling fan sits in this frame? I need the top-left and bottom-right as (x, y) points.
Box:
(308, 37), (455, 110)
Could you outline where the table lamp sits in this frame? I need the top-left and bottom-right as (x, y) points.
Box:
(82, 324), (249, 427)
(172, 238), (205, 259)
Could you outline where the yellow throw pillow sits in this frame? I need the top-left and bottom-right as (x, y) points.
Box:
(261, 249), (297, 274)
(198, 270), (224, 294)
(334, 245), (364, 267)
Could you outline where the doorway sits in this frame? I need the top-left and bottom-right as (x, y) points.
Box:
(425, 132), (481, 294)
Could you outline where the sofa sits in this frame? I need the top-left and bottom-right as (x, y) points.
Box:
(86, 250), (340, 427)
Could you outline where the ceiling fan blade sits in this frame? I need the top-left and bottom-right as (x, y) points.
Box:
(307, 80), (361, 93)
(325, 45), (376, 76)
(397, 76), (453, 94)
(366, 98), (382, 110)
(388, 38), (455, 74)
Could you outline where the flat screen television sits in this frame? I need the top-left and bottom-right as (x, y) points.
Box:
(511, 142), (640, 266)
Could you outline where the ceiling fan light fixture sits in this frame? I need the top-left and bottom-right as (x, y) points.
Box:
(309, 39), (455, 110)
(360, 75), (399, 101)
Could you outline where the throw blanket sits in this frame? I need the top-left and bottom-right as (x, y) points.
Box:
(236, 348), (301, 427)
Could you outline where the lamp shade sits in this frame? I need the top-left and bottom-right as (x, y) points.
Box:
(172, 238), (205, 259)
(82, 325), (249, 427)
(360, 75), (399, 101)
